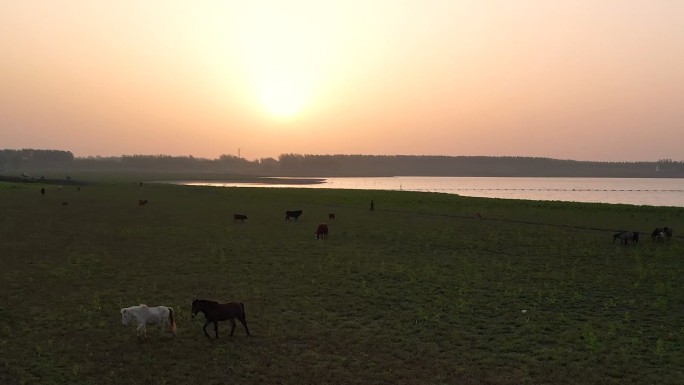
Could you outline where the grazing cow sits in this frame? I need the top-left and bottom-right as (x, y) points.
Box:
(315, 223), (329, 239)
(138, 199), (148, 206)
(61, 201), (69, 206)
(613, 231), (636, 245)
(328, 213), (335, 221)
(285, 210), (303, 222)
(664, 227), (673, 240)
(651, 228), (666, 242)
(233, 214), (248, 223)
(475, 213), (483, 220)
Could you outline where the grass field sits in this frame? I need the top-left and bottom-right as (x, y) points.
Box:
(0, 181), (682, 384)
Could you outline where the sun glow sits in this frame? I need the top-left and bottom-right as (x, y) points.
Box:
(252, 60), (315, 118)
(230, 3), (336, 119)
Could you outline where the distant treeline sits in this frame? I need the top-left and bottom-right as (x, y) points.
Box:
(1, 149), (683, 178)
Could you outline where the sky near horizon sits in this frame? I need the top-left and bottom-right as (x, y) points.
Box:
(1, 1), (683, 161)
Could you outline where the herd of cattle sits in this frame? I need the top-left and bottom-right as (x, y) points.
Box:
(612, 227), (674, 245)
(49, 187), (677, 246)
(232, 209), (332, 240)
(38, 185), (679, 343)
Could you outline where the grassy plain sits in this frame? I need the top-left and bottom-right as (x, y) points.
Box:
(0, 180), (682, 384)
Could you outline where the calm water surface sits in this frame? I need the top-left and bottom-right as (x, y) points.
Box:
(179, 177), (684, 207)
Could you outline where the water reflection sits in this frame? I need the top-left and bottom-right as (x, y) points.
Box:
(175, 177), (684, 207)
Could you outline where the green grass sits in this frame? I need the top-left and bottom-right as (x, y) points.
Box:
(0, 182), (682, 384)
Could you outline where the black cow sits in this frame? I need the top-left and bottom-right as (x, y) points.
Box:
(613, 231), (636, 245)
(285, 210), (303, 222)
(651, 228), (665, 242)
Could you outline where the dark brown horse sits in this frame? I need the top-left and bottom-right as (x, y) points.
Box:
(191, 299), (250, 338)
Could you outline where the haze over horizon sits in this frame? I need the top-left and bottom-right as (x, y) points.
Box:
(2, 1), (683, 162)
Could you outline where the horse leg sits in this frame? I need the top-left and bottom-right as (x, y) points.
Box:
(202, 321), (212, 339)
(238, 316), (250, 336)
(214, 321), (219, 339)
(229, 319), (236, 336)
(137, 323), (147, 341)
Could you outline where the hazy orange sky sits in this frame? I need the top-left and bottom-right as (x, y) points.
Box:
(1, 1), (683, 161)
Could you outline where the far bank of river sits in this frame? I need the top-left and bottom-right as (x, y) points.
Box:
(165, 176), (684, 207)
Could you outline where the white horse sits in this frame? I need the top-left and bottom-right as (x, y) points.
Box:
(120, 304), (176, 340)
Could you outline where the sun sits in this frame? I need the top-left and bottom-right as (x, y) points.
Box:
(255, 71), (311, 119)
(260, 84), (300, 117)
(229, 3), (335, 120)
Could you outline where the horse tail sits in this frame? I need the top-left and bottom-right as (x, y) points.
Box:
(169, 307), (177, 335)
(240, 302), (246, 319)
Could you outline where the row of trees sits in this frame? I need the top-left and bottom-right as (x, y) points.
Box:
(0, 149), (74, 170)
(276, 154), (684, 177)
(1, 149), (683, 177)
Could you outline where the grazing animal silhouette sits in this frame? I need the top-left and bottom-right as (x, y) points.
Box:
(613, 231), (636, 245)
(233, 214), (248, 223)
(285, 210), (303, 222)
(651, 228), (666, 242)
(191, 299), (249, 339)
(328, 213), (335, 221)
(315, 223), (329, 239)
(138, 199), (148, 206)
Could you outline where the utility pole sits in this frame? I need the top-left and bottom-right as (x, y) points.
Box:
(238, 148), (241, 159)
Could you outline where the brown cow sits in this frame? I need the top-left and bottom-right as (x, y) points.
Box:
(234, 214), (248, 223)
(315, 223), (329, 239)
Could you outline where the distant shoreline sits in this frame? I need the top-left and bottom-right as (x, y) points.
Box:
(160, 176), (327, 185)
(0, 174), (87, 185)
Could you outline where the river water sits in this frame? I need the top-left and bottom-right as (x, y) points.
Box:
(178, 177), (684, 207)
